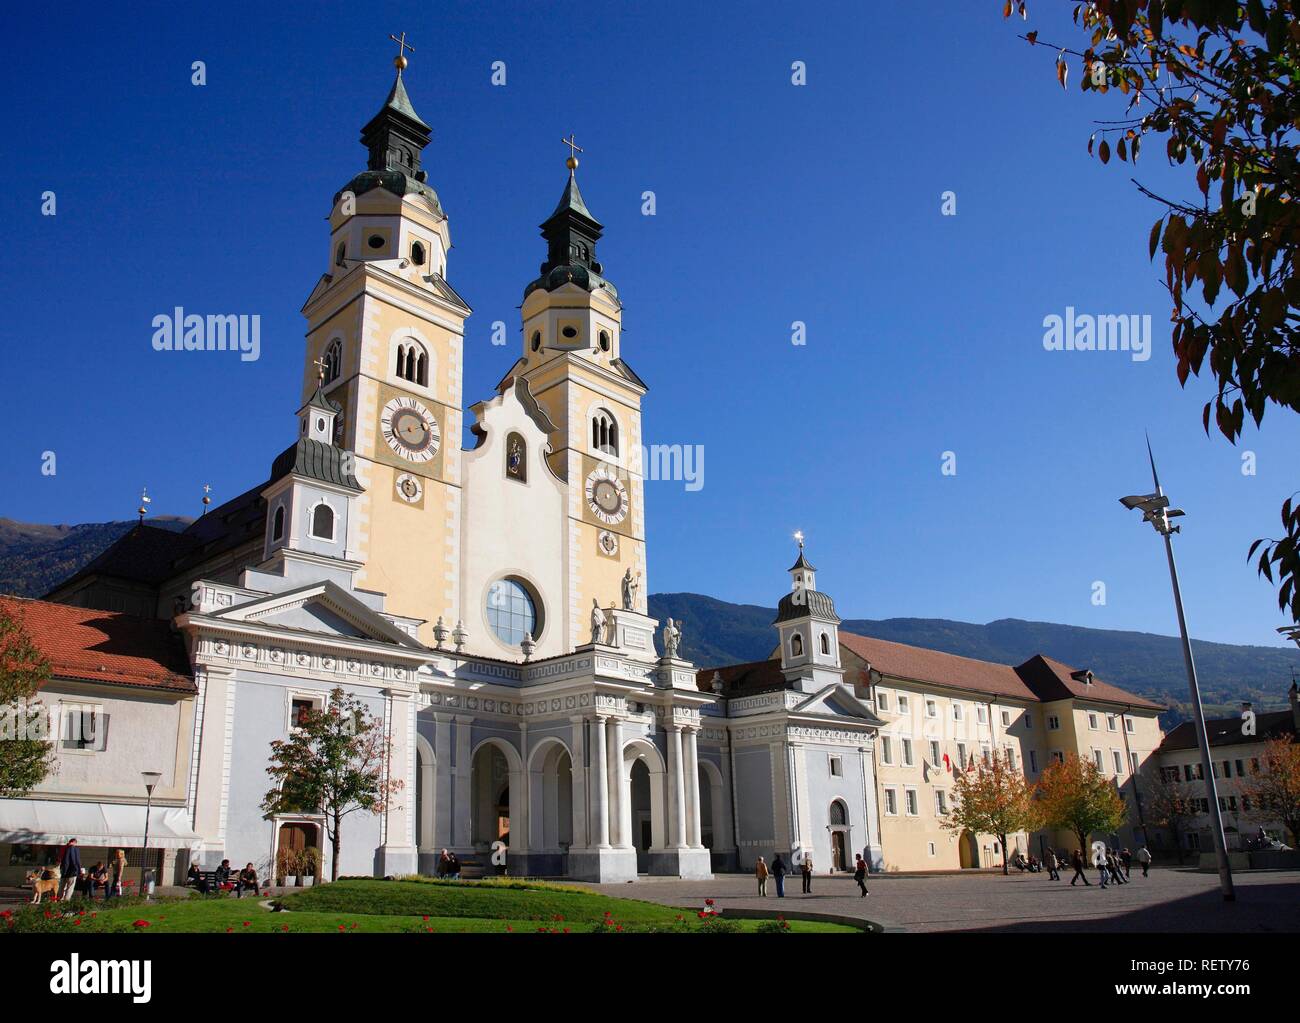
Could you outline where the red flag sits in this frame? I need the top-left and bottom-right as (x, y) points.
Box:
(942, 753), (951, 773)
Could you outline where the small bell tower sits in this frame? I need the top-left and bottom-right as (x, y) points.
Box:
(773, 534), (845, 693)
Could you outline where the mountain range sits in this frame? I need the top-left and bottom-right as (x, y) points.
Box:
(1, 518), (1296, 728)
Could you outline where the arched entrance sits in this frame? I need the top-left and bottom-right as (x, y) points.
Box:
(828, 799), (849, 871)
(415, 735), (436, 856)
(622, 738), (667, 873)
(471, 738), (523, 868)
(959, 829), (980, 868)
(527, 738), (574, 875)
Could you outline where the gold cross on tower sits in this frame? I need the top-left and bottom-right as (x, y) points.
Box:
(561, 133), (583, 170)
(312, 355), (327, 384)
(390, 31), (415, 71)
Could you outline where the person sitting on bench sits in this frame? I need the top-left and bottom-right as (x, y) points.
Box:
(236, 863), (260, 898)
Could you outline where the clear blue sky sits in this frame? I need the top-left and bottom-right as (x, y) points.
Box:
(2, 1), (1297, 650)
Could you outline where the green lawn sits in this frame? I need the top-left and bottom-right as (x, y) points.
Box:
(3, 879), (860, 934)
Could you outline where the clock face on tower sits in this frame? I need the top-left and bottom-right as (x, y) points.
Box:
(381, 397), (440, 463)
(585, 465), (628, 525)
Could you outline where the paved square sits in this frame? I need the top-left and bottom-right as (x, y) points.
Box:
(578, 868), (1300, 932)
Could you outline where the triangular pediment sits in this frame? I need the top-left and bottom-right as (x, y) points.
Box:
(792, 683), (884, 725)
(213, 580), (424, 649)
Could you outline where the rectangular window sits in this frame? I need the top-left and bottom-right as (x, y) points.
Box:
(1000, 709), (1010, 727)
(925, 700), (937, 719)
(1029, 750), (1038, 772)
(1005, 747), (1017, 770)
(880, 736), (893, 765)
(934, 791), (948, 815)
(952, 703), (963, 722)
(1221, 760), (1231, 779)
(957, 742), (968, 769)
(876, 691), (889, 712)
(1052, 751), (1065, 765)
(902, 738), (914, 767)
(981, 745), (991, 767)
(1107, 714), (1118, 732)
(884, 788), (897, 815)
(1125, 717), (1135, 734)
(1130, 752), (1139, 773)
(1236, 759), (1246, 777)
(1088, 713), (1099, 730)
(1047, 715), (1060, 730)
(898, 695), (910, 714)
(1112, 750), (1123, 774)
(1024, 714), (1032, 730)
(977, 705), (988, 724)
(1183, 764), (1194, 782)
(1092, 749), (1103, 770)
(1251, 758), (1261, 775)
(59, 704), (106, 752)
(928, 842), (937, 857)
(829, 755), (843, 777)
(905, 788), (919, 816)
(929, 740), (941, 765)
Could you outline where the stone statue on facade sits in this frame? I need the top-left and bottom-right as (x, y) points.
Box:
(606, 602), (619, 646)
(621, 568), (641, 611)
(662, 617), (681, 659)
(590, 598), (604, 645)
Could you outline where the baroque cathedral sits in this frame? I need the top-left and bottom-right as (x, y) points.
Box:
(0, 49), (1167, 887)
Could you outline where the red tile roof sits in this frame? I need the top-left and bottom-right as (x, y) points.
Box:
(695, 659), (788, 695)
(1013, 654), (1164, 711)
(839, 632), (1039, 702)
(0, 595), (195, 694)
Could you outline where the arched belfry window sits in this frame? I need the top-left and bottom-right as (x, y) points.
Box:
(310, 502), (335, 542)
(592, 409), (619, 456)
(271, 505), (285, 542)
(791, 633), (804, 657)
(820, 633), (831, 655)
(396, 340), (429, 387)
(322, 339), (342, 385)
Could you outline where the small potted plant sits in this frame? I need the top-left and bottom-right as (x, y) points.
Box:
(300, 847), (320, 888)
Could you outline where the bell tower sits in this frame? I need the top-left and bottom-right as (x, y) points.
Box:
(513, 141), (649, 647)
(299, 38), (470, 643)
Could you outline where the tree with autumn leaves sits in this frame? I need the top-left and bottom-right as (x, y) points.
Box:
(1139, 763), (1199, 863)
(261, 687), (401, 883)
(1035, 754), (1130, 853)
(1238, 736), (1300, 848)
(943, 757), (1040, 873)
(1002, 1), (1300, 630)
(0, 608), (53, 798)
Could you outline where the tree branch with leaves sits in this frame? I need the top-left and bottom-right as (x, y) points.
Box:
(1238, 735), (1300, 846)
(1003, 0), (1300, 624)
(0, 609), (53, 797)
(1035, 753), (1130, 852)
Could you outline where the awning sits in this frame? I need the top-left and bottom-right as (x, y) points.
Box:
(0, 799), (201, 850)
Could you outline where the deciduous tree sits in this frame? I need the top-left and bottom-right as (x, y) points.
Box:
(1238, 736), (1300, 847)
(1139, 763), (1198, 862)
(0, 609), (53, 797)
(1035, 753), (1130, 853)
(942, 757), (1039, 874)
(262, 687), (401, 882)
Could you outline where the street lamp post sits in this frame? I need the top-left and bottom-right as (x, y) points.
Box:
(1120, 441), (1234, 901)
(141, 771), (162, 898)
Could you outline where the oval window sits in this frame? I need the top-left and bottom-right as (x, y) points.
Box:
(561, 326), (578, 339)
(368, 234), (385, 250)
(599, 330), (611, 352)
(531, 330), (541, 352)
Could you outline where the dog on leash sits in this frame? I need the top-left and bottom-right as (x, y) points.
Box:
(25, 868), (61, 903)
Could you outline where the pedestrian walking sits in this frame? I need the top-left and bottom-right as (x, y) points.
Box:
(853, 854), (869, 897)
(771, 854), (787, 898)
(1107, 850), (1126, 885)
(800, 855), (813, 894)
(57, 838), (81, 902)
(1137, 845), (1152, 878)
(1069, 849), (1091, 886)
(1120, 847), (1133, 878)
(755, 856), (769, 896)
(1045, 848), (1060, 881)
(108, 848), (126, 900)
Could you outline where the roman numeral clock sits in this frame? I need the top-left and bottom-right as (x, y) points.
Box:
(381, 396), (440, 464)
(585, 464), (628, 525)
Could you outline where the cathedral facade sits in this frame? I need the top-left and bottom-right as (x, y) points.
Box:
(1, 56), (1167, 889)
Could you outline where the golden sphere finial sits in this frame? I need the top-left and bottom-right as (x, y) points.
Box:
(566, 155), (579, 171)
(394, 54), (408, 71)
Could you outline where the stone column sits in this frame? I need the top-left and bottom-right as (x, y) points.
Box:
(570, 716), (589, 849)
(453, 715), (473, 848)
(669, 723), (687, 849)
(684, 726), (703, 848)
(592, 716), (610, 848)
(606, 716), (626, 847)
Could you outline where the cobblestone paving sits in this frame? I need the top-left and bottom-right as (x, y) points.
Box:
(577, 867), (1300, 932)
